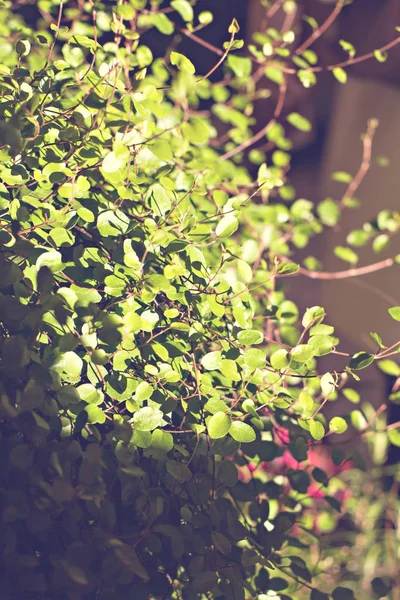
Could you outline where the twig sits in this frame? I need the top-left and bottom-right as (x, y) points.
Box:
(283, 36), (400, 74)
(181, 28), (224, 57)
(196, 30), (236, 83)
(267, 0), (285, 19)
(339, 119), (378, 207)
(296, 0), (345, 56)
(44, 1), (64, 67)
(295, 258), (395, 280)
(220, 79), (287, 161)
(325, 35), (400, 72)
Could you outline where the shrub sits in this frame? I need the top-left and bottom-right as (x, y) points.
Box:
(0, 1), (399, 599)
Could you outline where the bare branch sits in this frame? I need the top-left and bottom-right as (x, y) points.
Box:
(297, 258), (395, 280)
(339, 118), (378, 206)
(296, 0), (346, 56)
(220, 79), (288, 161)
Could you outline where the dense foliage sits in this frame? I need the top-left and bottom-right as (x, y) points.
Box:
(0, 1), (399, 598)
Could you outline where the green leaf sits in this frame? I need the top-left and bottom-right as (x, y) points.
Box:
(52, 352), (83, 379)
(339, 39), (356, 57)
(218, 461), (238, 486)
(150, 139), (173, 161)
(171, 0), (194, 22)
(215, 214), (239, 238)
(85, 405), (106, 424)
(198, 11), (213, 24)
(370, 332), (385, 348)
(332, 67), (347, 84)
(166, 460), (192, 481)
(16, 39), (31, 56)
(116, 4), (135, 19)
(244, 348), (266, 370)
(317, 198), (340, 226)
(228, 17), (240, 34)
(269, 577), (289, 591)
(237, 329), (264, 345)
(150, 429), (173, 453)
(102, 150), (127, 173)
(114, 545), (149, 580)
(297, 69), (317, 88)
(49, 227), (75, 247)
(201, 351), (222, 371)
(372, 577), (392, 598)
(350, 352), (374, 370)
(346, 229), (370, 247)
(220, 359), (240, 381)
(287, 112), (312, 132)
(97, 209), (129, 237)
(321, 372), (335, 396)
(242, 399), (260, 420)
(377, 359), (400, 377)
(334, 246), (358, 264)
(181, 119), (210, 145)
(229, 421), (256, 443)
(388, 306), (400, 321)
(351, 409), (367, 430)
(342, 388), (360, 404)
(153, 13), (175, 35)
(299, 390), (314, 414)
(329, 416), (348, 434)
(372, 233), (389, 253)
(170, 51), (195, 74)
(265, 66), (284, 85)
(311, 590), (330, 600)
(208, 412), (232, 439)
(302, 306), (325, 328)
(36, 250), (64, 273)
(388, 428), (400, 447)
(205, 398), (229, 414)
(227, 55), (252, 79)
(270, 349), (291, 370)
(309, 420), (325, 441)
(237, 259), (252, 283)
(308, 335), (334, 357)
(332, 587), (355, 600)
(77, 384), (103, 405)
(60, 560), (89, 585)
(135, 381), (153, 402)
(211, 531), (232, 555)
(192, 571), (218, 594)
(133, 407), (166, 431)
(310, 324), (334, 336)
(277, 262), (300, 275)
(374, 50), (388, 63)
(291, 344), (314, 363)
(332, 171), (352, 183)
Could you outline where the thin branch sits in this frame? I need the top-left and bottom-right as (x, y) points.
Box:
(339, 119), (378, 207)
(296, 0), (345, 56)
(296, 258), (395, 280)
(325, 35), (400, 72)
(264, 0), (285, 25)
(283, 35), (400, 74)
(220, 79), (287, 161)
(196, 30), (235, 84)
(220, 120), (276, 161)
(181, 28), (224, 57)
(44, 1), (64, 67)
